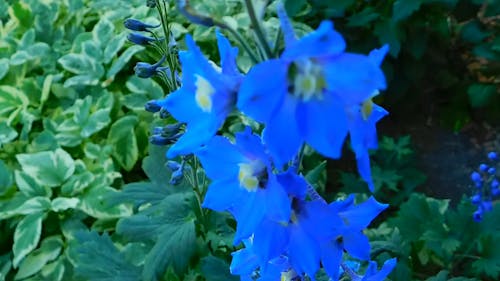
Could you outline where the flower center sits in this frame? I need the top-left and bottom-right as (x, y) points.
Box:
(289, 59), (326, 101)
(238, 161), (266, 192)
(194, 74), (215, 112)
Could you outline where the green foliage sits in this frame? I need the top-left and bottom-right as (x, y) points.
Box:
(368, 194), (500, 280)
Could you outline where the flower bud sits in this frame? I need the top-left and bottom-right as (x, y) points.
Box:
(124, 18), (160, 32)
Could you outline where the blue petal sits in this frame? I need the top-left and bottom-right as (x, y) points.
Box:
(288, 224), (321, 278)
(230, 247), (260, 275)
(237, 59), (288, 123)
(356, 152), (375, 192)
(282, 21), (345, 60)
(276, 170), (308, 200)
(297, 97), (348, 159)
(369, 44), (390, 67)
(339, 196), (388, 230)
(264, 175), (291, 223)
(262, 95), (302, 169)
(195, 136), (245, 180)
(234, 128), (268, 163)
(253, 219), (289, 262)
(320, 240), (343, 280)
(202, 178), (243, 211)
(343, 231), (370, 260)
(216, 30), (240, 77)
(276, 2), (297, 47)
(323, 53), (386, 105)
(233, 192), (267, 243)
(363, 258), (397, 281)
(300, 200), (342, 241)
(167, 114), (221, 158)
(162, 87), (202, 123)
(349, 104), (388, 154)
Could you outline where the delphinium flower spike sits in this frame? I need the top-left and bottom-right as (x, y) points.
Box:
(154, 30), (242, 158)
(470, 151), (499, 221)
(237, 7), (388, 191)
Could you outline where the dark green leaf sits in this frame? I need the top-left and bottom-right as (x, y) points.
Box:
(467, 83), (497, 108)
(393, 0), (423, 22)
(200, 256), (238, 281)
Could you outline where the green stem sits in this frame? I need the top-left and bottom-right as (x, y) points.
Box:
(244, 0), (273, 59)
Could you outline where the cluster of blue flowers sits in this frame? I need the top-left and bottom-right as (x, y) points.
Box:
(127, 2), (396, 280)
(470, 152), (499, 221)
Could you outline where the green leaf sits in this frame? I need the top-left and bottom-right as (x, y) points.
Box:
(126, 75), (164, 99)
(200, 256), (238, 281)
(58, 54), (96, 75)
(393, 0), (423, 22)
(107, 45), (144, 79)
(63, 74), (100, 88)
(15, 171), (48, 197)
(15, 236), (63, 280)
(460, 21), (490, 43)
(0, 86), (29, 123)
(374, 20), (403, 57)
(78, 186), (132, 219)
(40, 257), (65, 281)
(51, 197), (80, 212)
(107, 115), (139, 171)
(0, 196), (51, 220)
(284, 0), (306, 17)
(305, 160), (327, 193)
(347, 7), (379, 27)
(9, 1), (33, 27)
(0, 58), (9, 80)
(93, 18), (115, 47)
(13, 213), (43, 268)
(70, 231), (142, 281)
(0, 123), (17, 145)
(0, 160), (13, 195)
(82, 41), (103, 62)
(467, 83), (497, 108)
(16, 149), (75, 187)
(103, 33), (127, 64)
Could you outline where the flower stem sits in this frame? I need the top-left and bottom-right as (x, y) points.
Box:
(244, 0), (273, 59)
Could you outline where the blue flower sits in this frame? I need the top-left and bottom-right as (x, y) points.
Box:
(237, 11), (388, 191)
(321, 196), (388, 279)
(156, 30), (241, 158)
(124, 18), (160, 32)
(127, 33), (159, 45)
(134, 56), (166, 78)
(195, 129), (291, 243)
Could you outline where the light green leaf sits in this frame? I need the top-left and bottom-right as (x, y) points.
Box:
(10, 2), (33, 28)
(0, 86), (29, 122)
(15, 171), (48, 197)
(16, 148), (75, 187)
(51, 198), (80, 212)
(0, 196), (51, 220)
(15, 236), (63, 280)
(107, 45), (144, 79)
(40, 74), (53, 108)
(107, 115), (138, 171)
(93, 18), (115, 47)
(78, 186), (132, 219)
(82, 41), (103, 62)
(0, 58), (9, 80)
(0, 123), (17, 144)
(13, 213), (43, 268)
(40, 257), (65, 281)
(103, 33), (127, 64)
(63, 74), (100, 88)
(60, 171), (94, 196)
(58, 54), (95, 75)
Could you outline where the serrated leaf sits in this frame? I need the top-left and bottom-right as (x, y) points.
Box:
(107, 45), (144, 79)
(107, 115), (138, 171)
(16, 149), (75, 187)
(393, 0), (422, 22)
(71, 231), (142, 281)
(143, 219), (196, 280)
(15, 236), (63, 280)
(13, 213), (43, 268)
(51, 198), (80, 212)
(200, 256), (238, 281)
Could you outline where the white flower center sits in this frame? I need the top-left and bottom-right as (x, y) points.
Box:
(194, 75), (215, 112)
